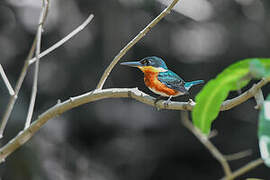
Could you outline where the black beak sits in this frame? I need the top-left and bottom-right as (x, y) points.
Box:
(120, 61), (142, 67)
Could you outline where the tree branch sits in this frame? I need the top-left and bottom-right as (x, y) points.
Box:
(0, 64), (14, 96)
(25, 0), (49, 129)
(220, 78), (270, 111)
(224, 149), (252, 161)
(1, 77), (269, 162)
(180, 111), (232, 177)
(96, 0), (180, 90)
(220, 158), (264, 180)
(0, 34), (37, 139)
(29, 14), (94, 65)
(0, 13), (94, 138)
(181, 112), (264, 180)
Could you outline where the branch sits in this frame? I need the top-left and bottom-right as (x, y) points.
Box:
(96, 0), (180, 90)
(181, 112), (262, 179)
(0, 13), (94, 138)
(224, 149), (252, 161)
(220, 78), (270, 111)
(254, 89), (264, 109)
(0, 76), (269, 162)
(220, 158), (264, 180)
(29, 14), (94, 65)
(25, 0), (49, 129)
(180, 111), (232, 177)
(0, 87), (190, 162)
(0, 64), (14, 96)
(0, 33), (37, 139)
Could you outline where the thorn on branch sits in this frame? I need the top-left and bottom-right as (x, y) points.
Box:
(69, 97), (74, 102)
(208, 129), (218, 139)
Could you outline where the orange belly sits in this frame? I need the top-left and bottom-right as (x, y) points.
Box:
(143, 71), (179, 97)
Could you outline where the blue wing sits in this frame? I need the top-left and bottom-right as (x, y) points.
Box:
(158, 70), (188, 94)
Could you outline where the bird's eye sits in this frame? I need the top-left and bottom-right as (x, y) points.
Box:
(141, 59), (149, 66)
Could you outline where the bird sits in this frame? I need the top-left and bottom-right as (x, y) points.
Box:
(120, 56), (204, 105)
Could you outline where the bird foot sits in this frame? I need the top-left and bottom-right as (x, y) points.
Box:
(164, 99), (171, 108)
(188, 99), (196, 106)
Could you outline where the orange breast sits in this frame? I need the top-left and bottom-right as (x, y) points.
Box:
(142, 69), (179, 97)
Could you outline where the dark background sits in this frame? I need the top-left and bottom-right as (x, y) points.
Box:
(0, 0), (270, 179)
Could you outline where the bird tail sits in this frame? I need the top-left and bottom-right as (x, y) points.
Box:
(185, 80), (204, 90)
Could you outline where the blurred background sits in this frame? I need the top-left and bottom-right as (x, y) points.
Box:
(0, 0), (270, 179)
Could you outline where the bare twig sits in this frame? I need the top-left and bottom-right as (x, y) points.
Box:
(29, 14), (94, 65)
(220, 78), (270, 111)
(0, 35), (37, 139)
(96, 0), (180, 90)
(0, 14), (94, 138)
(224, 149), (252, 161)
(180, 111), (232, 177)
(0, 64), (14, 96)
(181, 112), (262, 180)
(254, 89), (264, 109)
(25, 0), (49, 129)
(0, 77), (269, 162)
(220, 158), (264, 180)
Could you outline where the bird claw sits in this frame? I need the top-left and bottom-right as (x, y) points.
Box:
(164, 99), (171, 108)
(188, 99), (196, 105)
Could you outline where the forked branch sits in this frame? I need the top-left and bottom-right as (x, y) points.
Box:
(0, 13), (94, 138)
(181, 111), (264, 180)
(181, 111), (232, 177)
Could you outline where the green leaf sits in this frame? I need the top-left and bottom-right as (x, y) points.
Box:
(192, 58), (270, 135)
(258, 95), (270, 167)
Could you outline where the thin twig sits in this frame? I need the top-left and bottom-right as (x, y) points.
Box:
(0, 35), (37, 139)
(220, 78), (270, 111)
(25, 0), (49, 129)
(0, 76), (269, 162)
(96, 0), (180, 90)
(180, 111), (232, 177)
(0, 64), (14, 96)
(29, 14), (94, 65)
(254, 89), (264, 109)
(224, 149), (252, 161)
(0, 14), (94, 138)
(220, 158), (264, 180)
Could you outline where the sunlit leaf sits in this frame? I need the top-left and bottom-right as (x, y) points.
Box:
(192, 58), (270, 135)
(258, 95), (270, 167)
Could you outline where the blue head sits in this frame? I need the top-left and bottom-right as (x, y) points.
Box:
(121, 56), (168, 71)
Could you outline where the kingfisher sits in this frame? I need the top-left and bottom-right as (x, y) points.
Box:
(121, 56), (204, 104)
